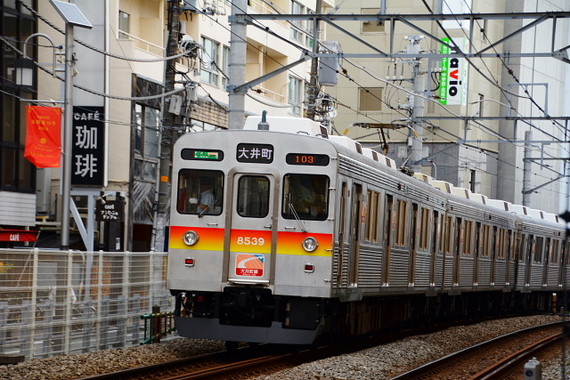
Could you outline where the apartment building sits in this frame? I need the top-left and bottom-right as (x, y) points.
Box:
(0, 0), (334, 250)
(327, 0), (570, 213)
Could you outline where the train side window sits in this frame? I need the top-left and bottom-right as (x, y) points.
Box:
(441, 216), (452, 254)
(365, 190), (382, 242)
(551, 239), (560, 264)
(419, 207), (430, 250)
(177, 169), (224, 215)
(237, 176), (269, 218)
(395, 199), (408, 246)
(535, 236), (544, 263)
(463, 220), (473, 255)
(282, 174), (329, 220)
(498, 229), (508, 259)
(482, 225), (490, 257)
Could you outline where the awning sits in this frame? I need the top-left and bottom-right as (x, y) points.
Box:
(0, 230), (40, 242)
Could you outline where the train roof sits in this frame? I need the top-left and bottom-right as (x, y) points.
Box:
(239, 115), (564, 227)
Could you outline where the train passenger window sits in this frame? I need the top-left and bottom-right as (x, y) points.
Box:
(497, 229), (507, 259)
(419, 207), (430, 250)
(237, 176), (269, 218)
(441, 216), (452, 254)
(534, 237), (544, 263)
(463, 220), (473, 255)
(282, 174), (329, 220)
(481, 225), (491, 257)
(365, 190), (382, 242)
(177, 169), (223, 215)
(395, 200), (408, 246)
(551, 240), (560, 264)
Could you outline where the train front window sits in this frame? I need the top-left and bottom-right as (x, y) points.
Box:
(237, 176), (270, 218)
(177, 169), (223, 215)
(282, 174), (329, 220)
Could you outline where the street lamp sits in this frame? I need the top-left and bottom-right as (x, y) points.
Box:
(15, 33), (61, 88)
(50, 0), (92, 250)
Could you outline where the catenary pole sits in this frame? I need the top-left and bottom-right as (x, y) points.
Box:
(228, 0), (247, 129)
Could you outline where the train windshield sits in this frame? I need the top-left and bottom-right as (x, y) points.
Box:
(237, 176), (270, 218)
(177, 169), (224, 215)
(282, 174), (329, 221)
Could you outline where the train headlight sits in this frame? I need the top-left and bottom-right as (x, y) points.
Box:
(183, 230), (199, 246)
(302, 237), (319, 252)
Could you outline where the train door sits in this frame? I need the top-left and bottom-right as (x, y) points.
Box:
(524, 234), (534, 286)
(542, 238), (551, 286)
(489, 226), (494, 285)
(505, 229), (514, 286)
(226, 173), (276, 284)
(349, 183), (363, 286)
(337, 182), (348, 287)
(429, 210), (440, 288)
(410, 203), (418, 286)
(453, 217), (462, 286)
(383, 194), (394, 286)
(473, 222), (481, 285)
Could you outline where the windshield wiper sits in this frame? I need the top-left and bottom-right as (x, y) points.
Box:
(198, 199), (219, 218)
(288, 203), (307, 232)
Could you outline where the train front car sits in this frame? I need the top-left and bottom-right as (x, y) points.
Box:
(168, 118), (336, 345)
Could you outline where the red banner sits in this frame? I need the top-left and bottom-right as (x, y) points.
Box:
(25, 105), (62, 168)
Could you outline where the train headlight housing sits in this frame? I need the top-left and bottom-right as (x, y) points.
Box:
(302, 237), (319, 252)
(183, 230), (199, 246)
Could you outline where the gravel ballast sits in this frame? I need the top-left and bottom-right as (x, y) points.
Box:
(0, 315), (566, 380)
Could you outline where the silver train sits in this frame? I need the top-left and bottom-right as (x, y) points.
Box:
(167, 116), (568, 345)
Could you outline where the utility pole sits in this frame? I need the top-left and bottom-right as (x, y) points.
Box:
(153, 0), (180, 252)
(408, 36), (425, 174)
(306, 0), (322, 120)
(523, 130), (532, 206)
(228, 0), (247, 130)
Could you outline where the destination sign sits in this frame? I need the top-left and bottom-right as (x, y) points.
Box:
(236, 143), (274, 164)
(182, 149), (224, 161)
(286, 153), (329, 166)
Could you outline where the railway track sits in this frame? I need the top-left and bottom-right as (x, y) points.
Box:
(391, 321), (566, 380)
(77, 344), (299, 380)
(78, 319), (565, 380)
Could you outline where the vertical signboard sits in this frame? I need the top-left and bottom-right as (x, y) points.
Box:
(25, 105), (62, 168)
(72, 106), (105, 186)
(439, 38), (468, 106)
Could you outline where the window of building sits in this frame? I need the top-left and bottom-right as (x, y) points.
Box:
(133, 104), (160, 182)
(201, 37), (219, 86)
(222, 45), (230, 88)
(361, 8), (385, 33)
(0, 2), (35, 193)
(290, 1), (305, 43)
(118, 10), (130, 39)
(359, 87), (383, 111)
(288, 76), (303, 115)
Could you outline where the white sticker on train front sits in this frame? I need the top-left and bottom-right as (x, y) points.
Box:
(235, 253), (265, 277)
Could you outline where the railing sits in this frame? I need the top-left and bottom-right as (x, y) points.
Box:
(117, 30), (165, 57)
(0, 248), (172, 360)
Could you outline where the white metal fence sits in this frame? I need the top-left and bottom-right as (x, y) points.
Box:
(0, 248), (172, 360)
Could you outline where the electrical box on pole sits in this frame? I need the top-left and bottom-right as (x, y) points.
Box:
(318, 41), (341, 86)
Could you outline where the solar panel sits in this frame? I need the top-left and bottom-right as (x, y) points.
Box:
(50, 0), (93, 29)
